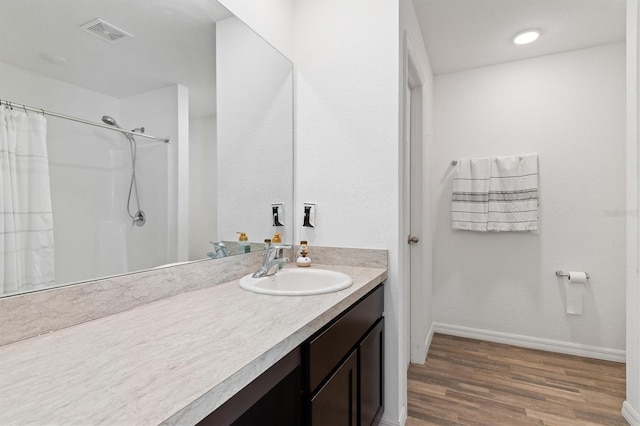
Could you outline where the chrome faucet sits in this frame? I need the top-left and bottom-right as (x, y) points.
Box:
(253, 246), (290, 278)
(207, 242), (230, 259)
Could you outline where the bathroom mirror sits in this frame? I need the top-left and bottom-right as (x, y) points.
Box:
(0, 0), (293, 297)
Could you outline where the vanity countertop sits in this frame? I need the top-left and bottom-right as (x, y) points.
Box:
(0, 264), (386, 425)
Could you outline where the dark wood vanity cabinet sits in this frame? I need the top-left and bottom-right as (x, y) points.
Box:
(305, 284), (385, 426)
(198, 347), (303, 426)
(200, 283), (384, 426)
(359, 318), (385, 425)
(309, 350), (358, 425)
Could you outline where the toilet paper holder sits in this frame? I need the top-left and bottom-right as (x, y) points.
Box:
(556, 270), (590, 280)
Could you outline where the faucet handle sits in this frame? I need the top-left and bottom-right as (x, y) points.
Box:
(271, 244), (291, 250)
(263, 245), (291, 262)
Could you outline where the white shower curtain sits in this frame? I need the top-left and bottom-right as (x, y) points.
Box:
(0, 107), (55, 294)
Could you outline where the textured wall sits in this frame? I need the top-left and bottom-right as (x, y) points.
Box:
(433, 43), (626, 352)
(217, 0), (294, 60)
(293, 0), (401, 422)
(216, 16), (294, 246)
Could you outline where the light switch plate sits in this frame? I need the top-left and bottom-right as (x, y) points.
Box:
(303, 203), (316, 228)
(271, 203), (284, 227)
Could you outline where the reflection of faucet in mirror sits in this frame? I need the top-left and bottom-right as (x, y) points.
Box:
(252, 246), (290, 278)
(208, 242), (230, 259)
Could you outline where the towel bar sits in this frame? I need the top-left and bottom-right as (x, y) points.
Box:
(555, 270), (590, 280)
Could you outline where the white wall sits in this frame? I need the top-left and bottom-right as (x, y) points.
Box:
(216, 16), (294, 247)
(217, 0), (294, 60)
(433, 43), (627, 356)
(189, 116), (217, 260)
(626, 0), (640, 421)
(400, 0), (435, 366)
(293, 1), (402, 423)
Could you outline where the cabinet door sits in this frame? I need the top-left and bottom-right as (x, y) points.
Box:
(360, 318), (384, 426)
(310, 351), (358, 426)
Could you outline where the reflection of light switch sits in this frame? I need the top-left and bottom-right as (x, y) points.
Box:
(303, 203), (316, 228)
(272, 203), (284, 227)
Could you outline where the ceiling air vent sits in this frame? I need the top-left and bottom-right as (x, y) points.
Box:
(79, 18), (133, 43)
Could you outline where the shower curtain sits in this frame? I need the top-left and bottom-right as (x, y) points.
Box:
(0, 107), (55, 294)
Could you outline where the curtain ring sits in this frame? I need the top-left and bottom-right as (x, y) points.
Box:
(23, 104), (27, 114)
(41, 109), (45, 116)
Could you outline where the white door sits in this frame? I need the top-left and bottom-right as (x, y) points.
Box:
(404, 48), (426, 365)
(403, 81), (412, 367)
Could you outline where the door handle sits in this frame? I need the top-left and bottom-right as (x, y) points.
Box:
(408, 236), (419, 244)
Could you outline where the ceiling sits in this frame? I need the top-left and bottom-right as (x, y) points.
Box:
(0, 0), (627, 111)
(412, 0), (627, 75)
(0, 0), (231, 118)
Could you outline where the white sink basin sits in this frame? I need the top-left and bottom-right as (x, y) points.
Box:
(239, 268), (353, 296)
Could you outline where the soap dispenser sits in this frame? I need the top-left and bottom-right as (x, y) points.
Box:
(296, 240), (311, 267)
(237, 232), (250, 254)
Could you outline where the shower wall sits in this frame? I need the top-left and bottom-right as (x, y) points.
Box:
(432, 43), (626, 355)
(121, 85), (187, 270)
(0, 62), (182, 286)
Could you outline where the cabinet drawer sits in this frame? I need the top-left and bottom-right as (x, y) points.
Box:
(308, 285), (383, 392)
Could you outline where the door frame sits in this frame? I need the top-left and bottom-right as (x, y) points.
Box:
(402, 35), (429, 365)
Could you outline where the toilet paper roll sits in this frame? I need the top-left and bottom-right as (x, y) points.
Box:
(566, 271), (587, 315)
(568, 271), (588, 283)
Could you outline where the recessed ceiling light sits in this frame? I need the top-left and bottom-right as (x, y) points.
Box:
(513, 29), (541, 45)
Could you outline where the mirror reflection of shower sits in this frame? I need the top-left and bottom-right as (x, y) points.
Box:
(101, 115), (146, 226)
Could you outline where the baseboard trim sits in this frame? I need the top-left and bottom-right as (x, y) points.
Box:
(378, 418), (398, 426)
(425, 322), (435, 356)
(433, 323), (626, 363)
(623, 401), (640, 425)
(379, 405), (405, 426)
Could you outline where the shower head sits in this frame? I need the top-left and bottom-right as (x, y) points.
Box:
(101, 115), (121, 129)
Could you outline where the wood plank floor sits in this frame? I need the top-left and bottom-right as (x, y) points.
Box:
(407, 334), (627, 425)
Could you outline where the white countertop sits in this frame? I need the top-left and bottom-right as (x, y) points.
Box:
(0, 264), (386, 425)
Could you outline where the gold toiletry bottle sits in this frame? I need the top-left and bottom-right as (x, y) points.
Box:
(237, 232), (250, 254)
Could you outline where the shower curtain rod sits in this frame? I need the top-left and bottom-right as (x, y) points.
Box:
(0, 99), (170, 143)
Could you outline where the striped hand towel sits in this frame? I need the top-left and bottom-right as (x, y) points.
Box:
(451, 157), (492, 231)
(487, 153), (539, 232)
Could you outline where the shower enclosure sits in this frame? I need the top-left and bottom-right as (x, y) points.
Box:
(102, 115), (149, 227)
(2, 82), (187, 288)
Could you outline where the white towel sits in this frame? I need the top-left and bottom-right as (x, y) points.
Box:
(451, 157), (491, 231)
(487, 153), (539, 232)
